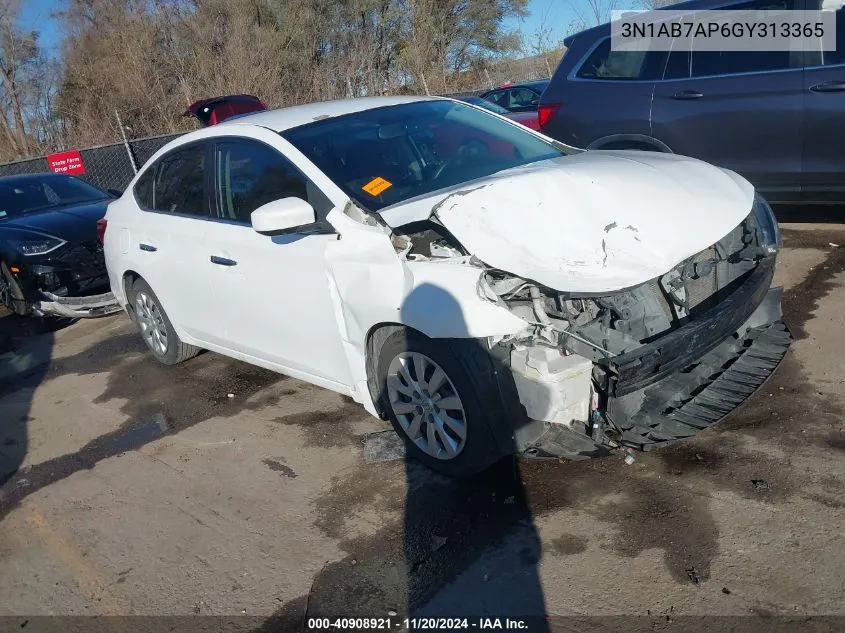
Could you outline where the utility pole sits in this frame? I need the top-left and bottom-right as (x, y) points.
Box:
(115, 110), (137, 174)
(420, 72), (431, 96)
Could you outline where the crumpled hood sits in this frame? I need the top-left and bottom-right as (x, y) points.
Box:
(380, 150), (755, 294)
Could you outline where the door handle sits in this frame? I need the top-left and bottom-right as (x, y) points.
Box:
(671, 90), (704, 100)
(139, 243), (157, 252)
(810, 81), (845, 93)
(210, 255), (237, 266)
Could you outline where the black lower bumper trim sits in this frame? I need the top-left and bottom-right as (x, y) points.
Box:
(611, 320), (792, 451)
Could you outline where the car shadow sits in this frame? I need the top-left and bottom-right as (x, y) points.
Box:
(393, 283), (550, 629)
(0, 313), (61, 490)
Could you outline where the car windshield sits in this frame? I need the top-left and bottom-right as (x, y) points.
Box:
(282, 100), (566, 212)
(459, 96), (510, 115)
(0, 175), (109, 219)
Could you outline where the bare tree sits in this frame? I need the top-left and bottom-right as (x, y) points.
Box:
(567, 0), (625, 31)
(0, 0), (40, 159)
(0, 0), (537, 158)
(526, 3), (566, 77)
(640, 0), (684, 8)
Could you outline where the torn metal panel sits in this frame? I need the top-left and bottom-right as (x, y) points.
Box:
(323, 208), (529, 415)
(324, 209), (408, 415)
(35, 290), (120, 318)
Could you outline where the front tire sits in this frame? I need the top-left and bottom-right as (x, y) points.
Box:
(0, 262), (31, 317)
(377, 328), (503, 477)
(129, 278), (199, 365)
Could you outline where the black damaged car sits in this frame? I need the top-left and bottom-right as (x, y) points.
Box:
(0, 173), (120, 318)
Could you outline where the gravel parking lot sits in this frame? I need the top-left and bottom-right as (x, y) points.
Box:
(0, 220), (843, 630)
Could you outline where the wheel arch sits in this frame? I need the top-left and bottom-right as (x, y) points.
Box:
(364, 322), (414, 420)
(121, 269), (142, 321)
(363, 322), (529, 456)
(587, 134), (673, 153)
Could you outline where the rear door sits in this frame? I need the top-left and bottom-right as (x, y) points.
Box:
(800, 0), (845, 202)
(540, 35), (664, 148)
(650, 0), (803, 200)
(131, 141), (222, 343)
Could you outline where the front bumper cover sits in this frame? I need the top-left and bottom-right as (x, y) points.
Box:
(35, 290), (121, 319)
(522, 287), (791, 459)
(602, 256), (777, 397)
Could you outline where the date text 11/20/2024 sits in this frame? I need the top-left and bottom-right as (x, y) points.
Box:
(307, 617), (532, 630)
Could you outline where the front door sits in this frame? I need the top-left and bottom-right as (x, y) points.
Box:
(204, 137), (351, 387)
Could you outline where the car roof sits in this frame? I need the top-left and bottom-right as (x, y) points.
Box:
(485, 80), (549, 92)
(220, 96), (438, 133)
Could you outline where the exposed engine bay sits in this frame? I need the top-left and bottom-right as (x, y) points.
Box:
(391, 208), (791, 460)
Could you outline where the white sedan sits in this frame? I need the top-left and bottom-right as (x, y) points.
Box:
(102, 96), (790, 477)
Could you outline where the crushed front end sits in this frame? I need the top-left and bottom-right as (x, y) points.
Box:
(13, 239), (119, 318)
(480, 198), (791, 459)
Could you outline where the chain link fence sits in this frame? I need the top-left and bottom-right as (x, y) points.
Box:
(0, 74), (551, 193)
(0, 132), (184, 192)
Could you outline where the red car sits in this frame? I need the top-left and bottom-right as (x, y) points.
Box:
(183, 94), (267, 127)
(456, 96), (540, 130)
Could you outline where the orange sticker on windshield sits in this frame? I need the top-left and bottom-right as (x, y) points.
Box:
(362, 176), (392, 196)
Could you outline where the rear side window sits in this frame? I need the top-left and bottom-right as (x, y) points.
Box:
(134, 167), (155, 209)
(692, 50), (790, 76)
(153, 145), (207, 215)
(214, 140), (330, 224)
(665, 46), (792, 79)
(804, 0), (845, 67)
(576, 38), (661, 80)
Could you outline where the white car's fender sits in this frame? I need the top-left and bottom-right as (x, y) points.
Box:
(324, 208), (528, 416)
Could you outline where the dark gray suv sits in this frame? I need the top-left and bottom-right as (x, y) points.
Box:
(539, 0), (845, 204)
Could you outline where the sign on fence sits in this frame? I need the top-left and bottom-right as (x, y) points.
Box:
(47, 150), (86, 175)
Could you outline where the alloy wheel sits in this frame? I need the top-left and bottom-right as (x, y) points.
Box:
(386, 352), (467, 460)
(135, 291), (168, 355)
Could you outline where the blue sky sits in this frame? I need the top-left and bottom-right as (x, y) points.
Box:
(17, 0), (585, 59)
(509, 0), (580, 48)
(17, 0), (62, 55)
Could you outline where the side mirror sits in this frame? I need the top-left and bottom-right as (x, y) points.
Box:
(107, 188), (123, 198)
(251, 197), (316, 234)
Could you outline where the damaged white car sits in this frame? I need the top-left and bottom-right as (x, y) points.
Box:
(103, 96), (790, 477)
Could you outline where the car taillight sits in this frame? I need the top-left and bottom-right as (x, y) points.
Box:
(96, 218), (108, 246)
(538, 102), (562, 132)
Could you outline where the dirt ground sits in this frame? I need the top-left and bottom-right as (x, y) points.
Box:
(0, 220), (844, 632)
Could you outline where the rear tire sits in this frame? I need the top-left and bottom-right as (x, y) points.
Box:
(129, 278), (200, 365)
(377, 328), (503, 477)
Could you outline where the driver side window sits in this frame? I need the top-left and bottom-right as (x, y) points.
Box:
(510, 88), (537, 109)
(214, 140), (331, 224)
(485, 90), (508, 107)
